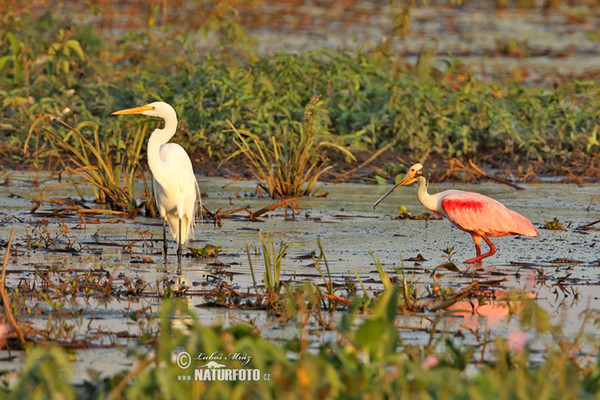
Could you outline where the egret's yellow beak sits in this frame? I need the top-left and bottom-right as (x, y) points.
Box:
(111, 105), (153, 115)
(373, 169), (418, 209)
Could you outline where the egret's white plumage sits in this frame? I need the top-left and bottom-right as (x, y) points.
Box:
(112, 101), (199, 261)
(374, 163), (538, 263)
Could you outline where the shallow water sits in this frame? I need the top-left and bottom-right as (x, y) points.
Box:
(0, 171), (598, 380)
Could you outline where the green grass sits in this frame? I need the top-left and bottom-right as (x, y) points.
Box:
(31, 118), (154, 215)
(1, 3), (598, 181)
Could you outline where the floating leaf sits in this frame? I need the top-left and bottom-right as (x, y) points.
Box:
(430, 262), (460, 277)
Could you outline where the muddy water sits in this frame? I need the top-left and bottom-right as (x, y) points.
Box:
(0, 171), (598, 380)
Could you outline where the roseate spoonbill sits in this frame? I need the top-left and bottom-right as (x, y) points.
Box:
(112, 102), (200, 262)
(374, 163), (538, 263)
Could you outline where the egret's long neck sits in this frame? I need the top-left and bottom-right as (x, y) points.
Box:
(147, 116), (177, 182)
(415, 176), (438, 212)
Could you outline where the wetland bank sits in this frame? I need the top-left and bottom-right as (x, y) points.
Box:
(1, 0), (600, 398)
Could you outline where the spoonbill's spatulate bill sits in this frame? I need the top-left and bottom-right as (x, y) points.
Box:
(374, 163), (538, 263)
(112, 101), (200, 262)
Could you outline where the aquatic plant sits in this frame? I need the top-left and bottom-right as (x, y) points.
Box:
(244, 231), (296, 304)
(2, 213), (600, 399)
(371, 252), (392, 290)
(543, 217), (567, 230)
(223, 95), (355, 198)
(312, 238), (334, 296)
(259, 231), (292, 296)
(31, 118), (154, 216)
(189, 244), (222, 258)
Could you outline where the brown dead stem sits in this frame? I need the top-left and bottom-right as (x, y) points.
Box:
(321, 292), (352, 306)
(248, 198), (296, 220)
(440, 158), (524, 190)
(424, 281), (480, 312)
(468, 160), (525, 190)
(29, 196), (129, 217)
(575, 219), (600, 231)
(1, 229), (26, 344)
(587, 194), (595, 212)
(203, 198), (297, 225)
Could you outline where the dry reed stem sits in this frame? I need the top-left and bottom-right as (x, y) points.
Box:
(468, 159), (524, 190)
(250, 198), (296, 219)
(1, 229), (25, 343)
(586, 194), (595, 212)
(203, 198), (296, 224)
(575, 219), (600, 231)
(426, 280), (480, 312)
(321, 292), (352, 306)
(440, 158), (525, 190)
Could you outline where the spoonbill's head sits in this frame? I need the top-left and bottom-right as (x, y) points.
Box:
(373, 163), (429, 208)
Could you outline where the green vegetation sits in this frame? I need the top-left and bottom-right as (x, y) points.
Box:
(1, 2), (599, 186)
(3, 291), (600, 399)
(33, 118), (154, 216)
(543, 217), (567, 230)
(224, 95), (356, 198)
(258, 231), (292, 295)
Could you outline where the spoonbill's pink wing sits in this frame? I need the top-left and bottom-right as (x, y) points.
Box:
(440, 191), (538, 237)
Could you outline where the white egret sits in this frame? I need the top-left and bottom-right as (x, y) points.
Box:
(112, 101), (200, 262)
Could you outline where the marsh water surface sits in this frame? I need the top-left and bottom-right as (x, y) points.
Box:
(0, 172), (598, 380)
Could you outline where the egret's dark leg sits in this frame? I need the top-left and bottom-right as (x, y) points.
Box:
(177, 218), (182, 262)
(162, 218), (168, 262)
